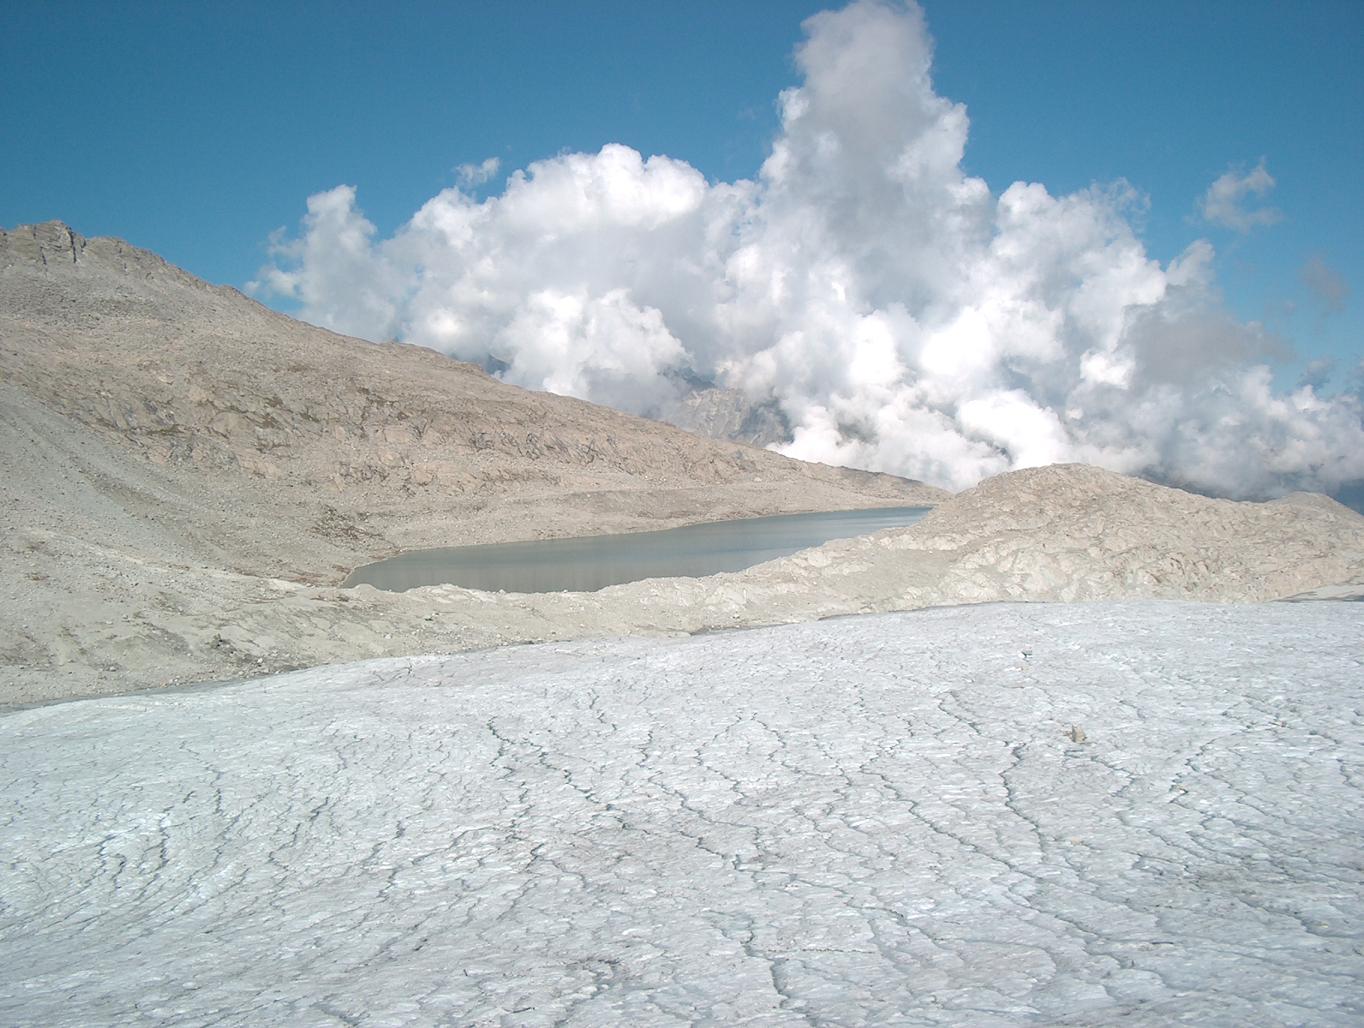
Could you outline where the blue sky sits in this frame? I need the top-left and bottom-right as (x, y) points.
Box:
(3, 0), (1361, 494)
(3, 1), (1359, 347)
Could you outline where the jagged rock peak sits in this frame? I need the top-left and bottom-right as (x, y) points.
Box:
(1, 219), (211, 292)
(0, 220), (88, 268)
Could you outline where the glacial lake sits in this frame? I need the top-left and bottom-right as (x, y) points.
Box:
(344, 505), (932, 594)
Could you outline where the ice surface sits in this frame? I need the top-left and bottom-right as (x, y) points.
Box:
(2, 601), (1362, 1024)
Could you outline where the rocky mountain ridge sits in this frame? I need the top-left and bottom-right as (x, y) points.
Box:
(2, 220), (943, 579)
(3, 221), (1362, 707)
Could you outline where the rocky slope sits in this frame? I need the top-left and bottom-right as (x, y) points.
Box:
(1, 222), (941, 575)
(1, 220), (947, 703)
(4, 222), (1363, 707)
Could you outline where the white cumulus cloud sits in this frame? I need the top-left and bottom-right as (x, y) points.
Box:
(1198, 160), (1283, 232)
(455, 157), (501, 189)
(255, 0), (1364, 498)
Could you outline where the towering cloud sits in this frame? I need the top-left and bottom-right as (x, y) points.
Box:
(255, 0), (1364, 497)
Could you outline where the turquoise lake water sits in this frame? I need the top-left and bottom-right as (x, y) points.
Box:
(344, 505), (932, 594)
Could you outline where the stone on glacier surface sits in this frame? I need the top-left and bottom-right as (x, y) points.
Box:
(1, 601), (1362, 1024)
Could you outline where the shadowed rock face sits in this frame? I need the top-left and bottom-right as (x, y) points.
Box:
(656, 385), (793, 448)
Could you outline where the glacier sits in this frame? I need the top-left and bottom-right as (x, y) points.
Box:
(2, 600), (1362, 1025)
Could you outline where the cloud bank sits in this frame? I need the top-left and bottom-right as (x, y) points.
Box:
(255, 0), (1363, 497)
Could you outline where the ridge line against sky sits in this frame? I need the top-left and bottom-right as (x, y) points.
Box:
(3, 0), (1361, 497)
